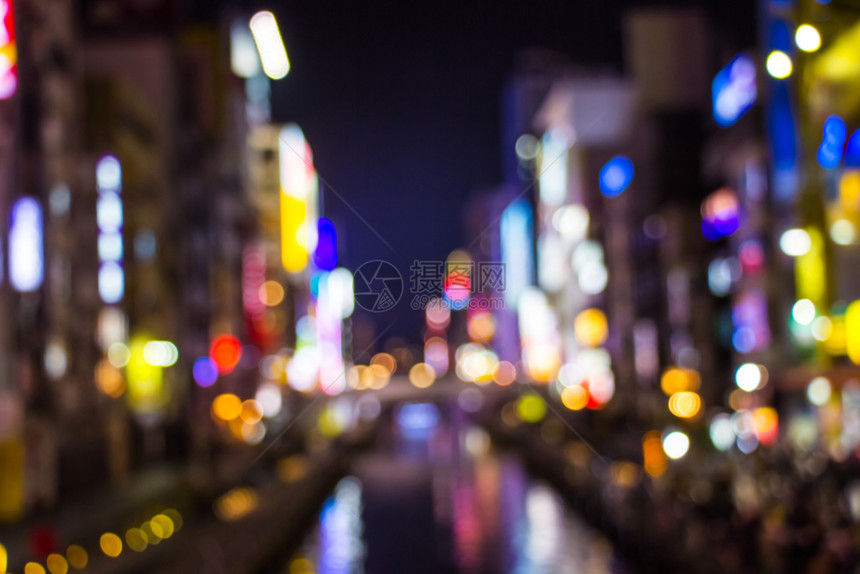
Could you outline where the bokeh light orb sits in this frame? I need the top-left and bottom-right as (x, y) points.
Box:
(210, 335), (242, 374)
(408, 362), (436, 389)
(766, 50), (792, 79)
(795, 24), (821, 52)
(599, 156), (634, 197)
(662, 431), (690, 460)
(212, 393), (243, 421)
(193, 357), (219, 387)
(573, 308), (609, 348)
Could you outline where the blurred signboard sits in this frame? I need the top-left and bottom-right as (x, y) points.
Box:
(0, 0), (16, 99)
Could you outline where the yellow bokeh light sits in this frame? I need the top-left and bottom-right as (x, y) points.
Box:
(467, 313), (495, 342)
(144, 519), (164, 542)
(840, 171), (860, 215)
(795, 227), (825, 309)
(561, 386), (588, 411)
(259, 280), (285, 306)
(277, 454), (309, 482)
(281, 196), (309, 273)
(660, 367), (700, 395)
(846, 300), (860, 365)
(214, 487), (259, 522)
(0, 543), (6, 574)
(825, 315), (846, 355)
(212, 393), (243, 421)
(240, 399), (264, 424)
(290, 557), (315, 574)
(163, 509), (183, 532)
(152, 514), (175, 538)
(668, 391), (702, 419)
(573, 308), (609, 348)
(45, 553), (68, 574)
(642, 430), (667, 477)
(408, 362), (436, 389)
(95, 359), (125, 398)
(370, 353), (396, 375)
(516, 394), (547, 423)
(525, 345), (560, 383)
(610, 461), (641, 488)
(65, 545), (88, 570)
(100, 533), (123, 558)
(24, 563), (46, 574)
(368, 364), (390, 389)
(151, 515), (174, 539)
(125, 528), (148, 552)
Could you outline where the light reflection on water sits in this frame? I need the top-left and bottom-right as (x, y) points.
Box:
(290, 477), (365, 574)
(288, 401), (627, 574)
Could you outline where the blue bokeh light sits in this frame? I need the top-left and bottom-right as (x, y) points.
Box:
(845, 129), (860, 167)
(599, 156), (634, 197)
(817, 115), (847, 169)
(193, 357), (218, 387)
(313, 217), (338, 271)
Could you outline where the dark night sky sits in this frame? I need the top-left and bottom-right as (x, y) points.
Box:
(266, 0), (755, 343)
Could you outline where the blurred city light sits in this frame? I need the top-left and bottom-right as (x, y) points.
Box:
(795, 24), (821, 52)
(99, 533), (122, 558)
(192, 357), (218, 387)
(212, 393), (242, 422)
(712, 54), (756, 127)
(598, 156), (634, 197)
(396, 403), (439, 431)
(96, 155), (124, 304)
(9, 197), (43, 292)
(779, 228), (812, 256)
(500, 199), (534, 306)
(701, 188), (740, 239)
(573, 308), (608, 348)
(792, 299), (816, 325)
(408, 363), (436, 389)
(65, 546), (87, 570)
(0, 0), (16, 99)
(552, 204), (589, 241)
(249, 11), (290, 80)
(668, 391), (702, 419)
(735, 363), (767, 392)
(210, 335), (243, 374)
(142, 341), (179, 367)
(662, 431), (690, 459)
(830, 219), (856, 245)
(326, 267), (355, 319)
(313, 218), (337, 271)
(516, 395), (547, 423)
(539, 130), (569, 206)
(819, 115), (847, 169)
(709, 414), (736, 451)
(231, 18), (261, 78)
(807, 376), (832, 406)
(766, 50), (792, 79)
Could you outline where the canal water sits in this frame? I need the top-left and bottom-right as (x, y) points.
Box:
(285, 397), (631, 574)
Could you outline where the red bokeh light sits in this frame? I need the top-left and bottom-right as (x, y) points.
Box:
(210, 335), (242, 374)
